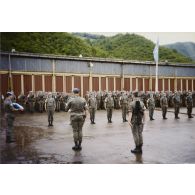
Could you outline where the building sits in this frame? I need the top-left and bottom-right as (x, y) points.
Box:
(0, 51), (195, 98)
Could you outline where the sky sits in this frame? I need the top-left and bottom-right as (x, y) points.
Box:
(91, 32), (195, 45)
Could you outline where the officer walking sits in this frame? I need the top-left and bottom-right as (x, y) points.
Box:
(172, 91), (181, 119)
(147, 93), (155, 120)
(4, 92), (17, 143)
(119, 91), (129, 122)
(128, 91), (145, 154)
(160, 93), (168, 119)
(45, 92), (56, 126)
(88, 93), (97, 124)
(65, 88), (87, 151)
(186, 92), (193, 118)
(104, 92), (114, 123)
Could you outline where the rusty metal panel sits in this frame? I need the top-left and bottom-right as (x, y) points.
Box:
(12, 75), (21, 98)
(83, 77), (89, 96)
(56, 76), (63, 92)
(182, 79), (186, 91)
(158, 79), (162, 91)
(177, 79), (181, 91)
(108, 77), (114, 91)
(188, 80), (192, 91)
(138, 78), (143, 91)
(92, 77), (99, 91)
(74, 76), (81, 90)
(115, 78), (121, 91)
(101, 77), (106, 91)
(170, 79), (174, 92)
(24, 75), (32, 95)
(164, 79), (168, 91)
(124, 78), (130, 91)
(66, 76), (72, 93)
(45, 75), (52, 92)
(132, 78), (136, 91)
(35, 75), (42, 91)
(152, 79), (155, 91)
(0, 74), (9, 96)
(145, 79), (149, 91)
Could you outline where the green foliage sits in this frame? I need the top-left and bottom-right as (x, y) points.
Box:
(0, 32), (193, 63)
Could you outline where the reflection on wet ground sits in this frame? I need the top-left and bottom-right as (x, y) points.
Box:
(0, 108), (195, 164)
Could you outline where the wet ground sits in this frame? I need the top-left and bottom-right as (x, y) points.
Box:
(0, 108), (195, 164)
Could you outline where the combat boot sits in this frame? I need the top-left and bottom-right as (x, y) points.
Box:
(92, 120), (96, 124)
(188, 115), (193, 118)
(131, 146), (140, 154)
(72, 141), (79, 151)
(78, 141), (82, 151)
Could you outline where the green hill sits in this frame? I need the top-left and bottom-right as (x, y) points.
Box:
(0, 32), (193, 63)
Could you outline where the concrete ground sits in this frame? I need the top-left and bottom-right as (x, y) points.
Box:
(0, 108), (195, 164)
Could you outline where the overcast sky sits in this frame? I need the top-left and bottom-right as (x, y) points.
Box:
(91, 32), (195, 45)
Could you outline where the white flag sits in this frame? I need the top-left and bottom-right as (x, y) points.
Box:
(153, 39), (159, 63)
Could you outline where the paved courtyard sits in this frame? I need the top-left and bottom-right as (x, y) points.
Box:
(0, 108), (195, 164)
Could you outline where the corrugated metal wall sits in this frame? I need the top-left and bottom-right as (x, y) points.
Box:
(164, 79), (168, 91)
(12, 74), (21, 98)
(101, 77), (106, 91)
(83, 77), (89, 95)
(152, 79), (155, 91)
(24, 75), (32, 95)
(56, 76), (63, 92)
(0, 74), (8, 96)
(145, 79), (149, 91)
(170, 79), (174, 91)
(138, 78), (143, 91)
(124, 78), (130, 91)
(74, 76), (81, 90)
(92, 77), (99, 91)
(66, 76), (72, 93)
(158, 79), (162, 91)
(35, 75), (42, 91)
(45, 75), (52, 92)
(108, 77), (114, 91)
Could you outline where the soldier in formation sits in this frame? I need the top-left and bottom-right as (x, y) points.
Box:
(160, 93), (168, 119)
(147, 93), (155, 120)
(104, 92), (114, 123)
(119, 91), (129, 122)
(172, 91), (181, 119)
(186, 91), (193, 118)
(88, 93), (97, 124)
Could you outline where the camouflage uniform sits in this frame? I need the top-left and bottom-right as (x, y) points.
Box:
(18, 93), (26, 111)
(88, 95), (97, 124)
(45, 93), (55, 126)
(4, 96), (15, 143)
(147, 94), (155, 120)
(37, 92), (45, 113)
(186, 92), (193, 118)
(55, 93), (61, 112)
(160, 94), (168, 119)
(105, 94), (114, 123)
(96, 92), (101, 110)
(120, 92), (129, 122)
(27, 92), (35, 113)
(172, 92), (181, 119)
(129, 97), (145, 153)
(65, 91), (87, 151)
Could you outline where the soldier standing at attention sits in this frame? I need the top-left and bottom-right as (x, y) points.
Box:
(119, 91), (129, 122)
(65, 88), (88, 151)
(186, 91), (193, 118)
(160, 93), (168, 119)
(147, 93), (155, 120)
(27, 91), (35, 113)
(45, 92), (56, 126)
(104, 92), (114, 123)
(172, 91), (181, 119)
(88, 93), (97, 124)
(128, 91), (145, 154)
(4, 92), (17, 143)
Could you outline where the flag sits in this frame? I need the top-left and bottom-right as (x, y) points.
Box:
(153, 39), (159, 63)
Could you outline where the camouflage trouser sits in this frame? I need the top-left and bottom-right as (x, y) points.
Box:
(187, 106), (192, 117)
(71, 115), (85, 142)
(162, 106), (167, 118)
(149, 107), (154, 119)
(174, 105), (180, 117)
(97, 99), (101, 110)
(5, 114), (15, 139)
(121, 104), (128, 120)
(29, 102), (35, 113)
(39, 102), (44, 112)
(47, 109), (54, 123)
(131, 123), (143, 146)
(89, 108), (96, 122)
(106, 108), (113, 121)
(56, 101), (61, 111)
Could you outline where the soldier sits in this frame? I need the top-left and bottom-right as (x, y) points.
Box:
(172, 91), (181, 119)
(18, 92), (26, 111)
(119, 91), (129, 122)
(147, 93), (155, 120)
(27, 91), (35, 113)
(160, 93), (168, 119)
(96, 91), (101, 110)
(37, 91), (45, 113)
(4, 92), (17, 143)
(186, 92), (193, 118)
(65, 88), (87, 151)
(55, 92), (61, 112)
(104, 92), (114, 123)
(128, 91), (145, 154)
(88, 93), (97, 124)
(45, 92), (56, 126)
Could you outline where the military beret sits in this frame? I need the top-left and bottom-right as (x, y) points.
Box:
(72, 88), (80, 94)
